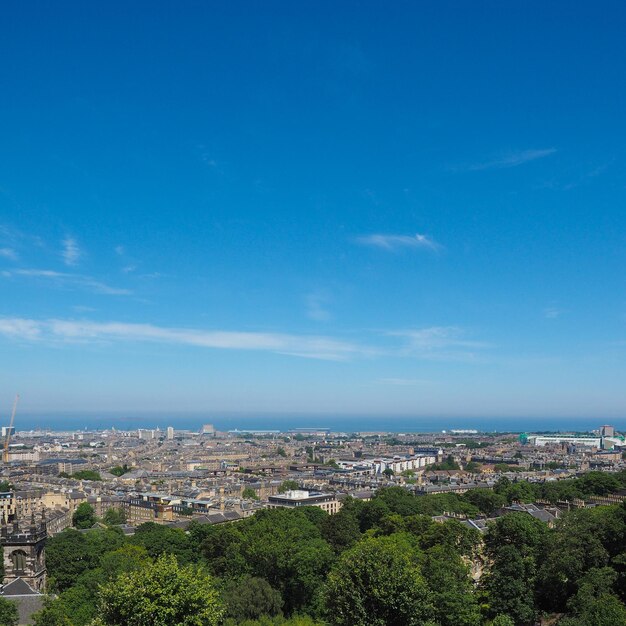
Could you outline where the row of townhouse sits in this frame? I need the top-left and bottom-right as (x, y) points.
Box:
(127, 492), (262, 525)
(336, 454), (437, 476)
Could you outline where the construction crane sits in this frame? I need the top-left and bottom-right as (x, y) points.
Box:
(3, 394), (19, 464)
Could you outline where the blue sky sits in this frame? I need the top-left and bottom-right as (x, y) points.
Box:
(1, 1), (626, 420)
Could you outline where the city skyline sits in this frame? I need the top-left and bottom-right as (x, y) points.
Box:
(2, 2), (626, 418)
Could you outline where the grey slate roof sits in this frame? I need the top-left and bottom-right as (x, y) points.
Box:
(1, 579), (39, 596)
(1, 578), (45, 625)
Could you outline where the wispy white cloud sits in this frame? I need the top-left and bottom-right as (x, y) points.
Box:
(356, 233), (441, 252)
(3, 269), (130, 296)
(0, 247), (18, 261)
(388, 326), (490, 361)
(0, 318), (43, 340)
(464, 148), (557, 171)
(535, 163), (609, 192)
(0, 318), (362, 361)
(305, 293), (331, 321)
(0, 316), (491, 363)
(62, 236), (81, 266)
(114, 246), (139, 273)
(544, 307), (562, 319)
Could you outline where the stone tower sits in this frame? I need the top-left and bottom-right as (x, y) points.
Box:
(1, 512), (47, 592)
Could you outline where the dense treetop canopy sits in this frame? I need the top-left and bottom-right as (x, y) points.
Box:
(34, 471), (626, 626)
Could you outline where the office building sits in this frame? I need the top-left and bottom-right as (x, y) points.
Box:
(267, 490), (341, 514)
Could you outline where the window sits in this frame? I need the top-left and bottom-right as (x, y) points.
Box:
(11, 550), (27, 573)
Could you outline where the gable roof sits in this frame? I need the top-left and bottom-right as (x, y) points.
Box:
(1, 577), (41, 596)
(0, 580), (45, 625)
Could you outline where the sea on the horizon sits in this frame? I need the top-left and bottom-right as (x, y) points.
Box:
(12, 412), (626, 434)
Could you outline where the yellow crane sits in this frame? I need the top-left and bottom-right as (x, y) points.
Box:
(3, 394), (19, 464)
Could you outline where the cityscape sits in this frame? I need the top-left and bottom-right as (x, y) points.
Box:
(0, 406), (625, 623)
(3, 1), (626, 625)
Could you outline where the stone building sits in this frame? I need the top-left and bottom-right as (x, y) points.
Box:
(1, 513), (47, 592)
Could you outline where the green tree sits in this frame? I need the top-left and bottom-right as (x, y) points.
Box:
(374, 487), (479, 519)
(73, 503), (96, 529)
(32, 598), (74, 626)
(417, 494), (479, 518)
(0, 598), (18, 626)
(545, 461), (563, 470)
(278, 480), (299, 494)
(376, 513), (407, 536)
(226, 618), (324, 626)
(482, 514), (548, 625)
(560, 590), (626, 626)
(72, 502), (96, 529)
(199, 508), (333, 614)
(0, 481), (13, 492)
(98, 553), (224, 626)
(421, 545), (481, 626)
(493, 476), (511, 494)
(374, 487), (422, 517)
(536, 508), (612, 611)
(242, 487), (260, 500)
(484, 513), (547, 558)
(576, 472), (622, 497)
(493, 463), (523, 473)
(235, 509), (334, 614)
(85, 527), (126, 558)
(539, 479), (582, 504)
(382, 468), (394, 478)
(403, 514), (435, 537)
(198, 523), (246, 577)
(295, 506), (328, 530)
(109, 465), (131, 477)
(223, 577), (283, 621)
(103, 507), (127, 525)
(70, 470), (102, 481)
(419, 519), (481, 558)
(483, 544), (537, 625)
(131, 522), (194, 564)
(321, 507), (361, 552)
(358, 498), (391, 532)
(46, 528), (120, 591)
(55, 573), (102, 625)
(462, 488), (506, 515)
(323, 534), (433, 626)
(32, 563), (107, 625)
(100, 545), (151, 581)
(565, 567), (619, 615)
(506, 481), (539, 502)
